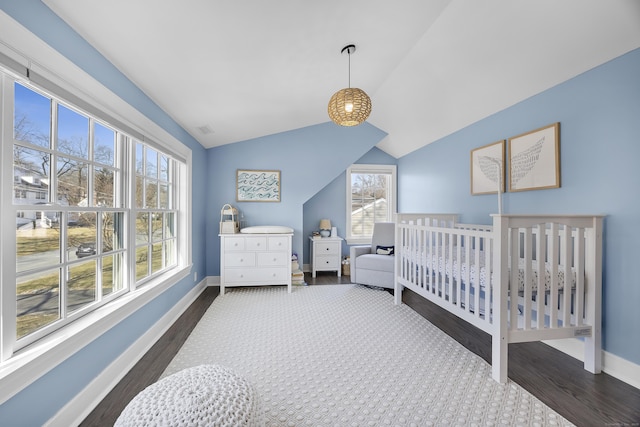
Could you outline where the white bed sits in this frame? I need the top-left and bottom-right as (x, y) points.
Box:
(394, 213), (604, 383)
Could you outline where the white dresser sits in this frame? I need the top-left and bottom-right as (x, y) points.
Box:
(309, 236), (343, 278)
(220, 233), (292, 295)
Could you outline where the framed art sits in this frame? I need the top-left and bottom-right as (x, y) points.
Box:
(236, 169), (281, 202)
(508, 123), (560, 192)
(470, 140), (505, 195)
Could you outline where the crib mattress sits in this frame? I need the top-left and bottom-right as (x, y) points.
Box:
(404, 247), (575, 292)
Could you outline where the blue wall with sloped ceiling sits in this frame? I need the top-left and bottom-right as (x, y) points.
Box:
(302, 147), (397, 265)
(397, 47), (640, 365)
(205, 122), (387, 276)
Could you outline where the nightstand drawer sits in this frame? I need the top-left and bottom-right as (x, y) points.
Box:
(315, 255), (340, 269)
(315, 241), (340, 255)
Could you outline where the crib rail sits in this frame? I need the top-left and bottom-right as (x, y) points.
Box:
(395, 213), (604, 383)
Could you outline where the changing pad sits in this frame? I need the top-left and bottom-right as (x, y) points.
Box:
(240, 225), (293, 234)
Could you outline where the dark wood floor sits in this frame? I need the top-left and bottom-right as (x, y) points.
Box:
(82, 274), (640, 426)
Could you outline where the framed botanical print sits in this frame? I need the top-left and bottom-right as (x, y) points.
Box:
(508, 123), (560, 192)
(471, 140), (506, 195)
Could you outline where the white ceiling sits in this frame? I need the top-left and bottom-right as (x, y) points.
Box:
(44, 0), (640, 158)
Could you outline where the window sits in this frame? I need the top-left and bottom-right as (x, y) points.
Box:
(1, 74), (185, 358)
(346, 164), (396, 244)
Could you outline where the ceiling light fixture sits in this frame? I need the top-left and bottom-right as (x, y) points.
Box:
(328, 44), (371, 126)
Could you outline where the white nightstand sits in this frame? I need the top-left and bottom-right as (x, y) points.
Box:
(309, 236), (343, 278)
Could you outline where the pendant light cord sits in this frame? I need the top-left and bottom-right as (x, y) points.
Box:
(348, 49), (351, 88)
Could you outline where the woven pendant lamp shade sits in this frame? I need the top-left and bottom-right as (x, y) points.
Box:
(328, 44), (371, 127)
(328, 88), (372, 126)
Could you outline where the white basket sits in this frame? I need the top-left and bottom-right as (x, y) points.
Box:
(219, 204), (240, 234)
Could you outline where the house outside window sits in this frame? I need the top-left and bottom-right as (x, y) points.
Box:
(346, 164), (397, 245)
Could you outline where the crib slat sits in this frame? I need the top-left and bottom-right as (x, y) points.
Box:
(474, 236), (481, 319)
(575, 227), (585, 325)
(483, 235), (492, 320)
(536, 224), (546, 329)
(464, 235), (471, 313)
(509, 228), (519, 330)
(442, 233), (455, 304)
(562, 226), (572, 326)
(456, 233), (462, 309)
(523, 228), (533, 329)
(548, 223), (559, 328)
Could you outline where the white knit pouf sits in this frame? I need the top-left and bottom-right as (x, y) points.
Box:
(115, 364), (263, 427)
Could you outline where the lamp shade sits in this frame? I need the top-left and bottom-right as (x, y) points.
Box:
(327, 87), (371, 127)
(319, 219), (332, 230)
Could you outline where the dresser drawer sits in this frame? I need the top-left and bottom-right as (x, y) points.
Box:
(245, 236), (268, 251)
(224, 252), (256, 267)
(268, 236), (289, 251)
(224, 267), (289, 283)
(224, 237), (246, 251)
(257, 251), (288, 267)
(315, 241), (340, 255)
(315, 255), (340, 270)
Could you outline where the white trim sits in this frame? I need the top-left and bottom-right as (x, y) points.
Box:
(45, 278), (208, 427)
(543, 339), (640, 390)
(0, 266), (191, 405)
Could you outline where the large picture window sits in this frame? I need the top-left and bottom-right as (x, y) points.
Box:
(346, 164), (396, 244)
(1, 75), (184, 357)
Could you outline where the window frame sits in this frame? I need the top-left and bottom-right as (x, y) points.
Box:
(345, 164), (397, 245)
(0, 45), (193, 404)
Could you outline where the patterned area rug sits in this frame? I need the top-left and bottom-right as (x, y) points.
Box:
(163, 285), (573, 426)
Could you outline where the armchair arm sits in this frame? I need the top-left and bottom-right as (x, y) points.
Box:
(349, 245), (372, 283)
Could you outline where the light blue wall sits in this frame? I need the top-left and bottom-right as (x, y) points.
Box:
(397, 48), (640, 365)
(302, 147), (397, 265)
(0, 2), (208, 425)
(206, 123), (387, 275)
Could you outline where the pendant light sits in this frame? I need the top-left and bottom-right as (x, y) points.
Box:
(328, 44), (372, 126)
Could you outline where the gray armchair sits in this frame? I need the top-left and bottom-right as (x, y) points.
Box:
(349, 222), (395, 289)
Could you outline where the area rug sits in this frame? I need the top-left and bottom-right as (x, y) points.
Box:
(163, 285), (573, 426)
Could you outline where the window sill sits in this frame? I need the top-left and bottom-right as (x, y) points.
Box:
(0, 265), (191, 405)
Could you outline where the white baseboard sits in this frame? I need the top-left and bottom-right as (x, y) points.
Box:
(543, 339), (640, 390)
(46, 279), (208, 427)
(207, 275), (220, 285)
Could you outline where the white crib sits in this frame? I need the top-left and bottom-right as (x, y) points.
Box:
(394, 213), (604, 383)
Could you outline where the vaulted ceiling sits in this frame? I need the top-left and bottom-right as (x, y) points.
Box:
(43, 0), (640, 158)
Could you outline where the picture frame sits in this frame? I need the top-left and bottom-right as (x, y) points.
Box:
(470, 140), (506, 195)
(508, 123), (560, 192)
(236, 169), (281, 202)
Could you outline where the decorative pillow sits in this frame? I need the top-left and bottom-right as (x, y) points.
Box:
(376, 245), (394, 255)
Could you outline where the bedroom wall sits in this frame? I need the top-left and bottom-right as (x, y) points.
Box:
(397, 47), (640, 367)
(0, 2), (209, 425)
(205, 123), (387, 276)
(302, 147), (397, 266)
